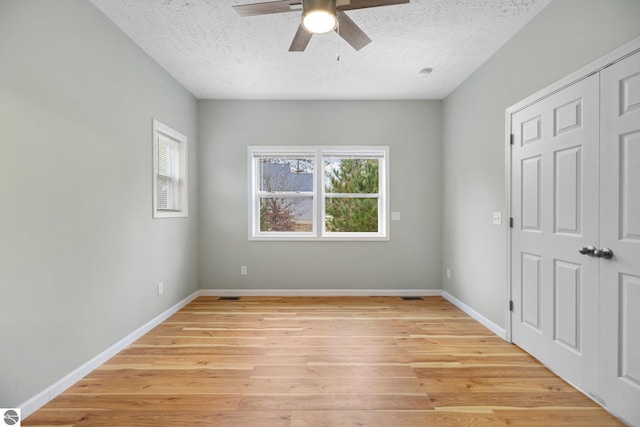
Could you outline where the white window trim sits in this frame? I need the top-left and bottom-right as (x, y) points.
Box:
(248, 146), (390, 241)
(153, 119), (188, 218)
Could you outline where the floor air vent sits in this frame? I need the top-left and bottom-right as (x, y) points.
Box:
(218, 296), (241, 301)
(401, 296), (424, 301)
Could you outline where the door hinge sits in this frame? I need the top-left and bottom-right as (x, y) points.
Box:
(509, 300), (514, 312)
(510, 134), (514, 145)
(509, 217), (514, 228)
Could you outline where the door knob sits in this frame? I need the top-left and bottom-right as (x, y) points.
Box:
(594, 248), (614, 259)
(579, 245), (596, 255)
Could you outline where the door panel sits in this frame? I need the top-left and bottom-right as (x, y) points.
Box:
(619, 273), (640, 384)
(554, 98), (582, 136)
(599, 50), (640, 426)
(522, 115), (542, 144)
(522, 156), (542, 231)
(620, 70), (640, 114)
(620, 131), (640, 241)
(511, 73), (599, 395)
(554, 146), (582, 235)
(522, 252), (541, 329)
(554, 259), (581, 352)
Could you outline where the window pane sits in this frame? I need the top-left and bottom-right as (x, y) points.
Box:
(260, 197), (313, 232)
(156, 175), (172, 210)
(259, 158), (314, 192)
(325, 198), (378, 232)
(324, 158), (379, 193)
(157, 135), (175, 176)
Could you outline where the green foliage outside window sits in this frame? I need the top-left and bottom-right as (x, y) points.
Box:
(325, 159), (379, 232)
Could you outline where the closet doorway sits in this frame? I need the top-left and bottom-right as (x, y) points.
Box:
(508, 42), (640, 426)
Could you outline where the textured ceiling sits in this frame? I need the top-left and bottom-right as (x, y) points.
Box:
(89, 0), (551, 100)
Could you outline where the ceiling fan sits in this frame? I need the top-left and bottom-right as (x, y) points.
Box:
(233, 0), (409, 52)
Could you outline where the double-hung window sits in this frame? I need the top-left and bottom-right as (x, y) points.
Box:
(248, 146), (389, 240)
(153, 119), (188, 218)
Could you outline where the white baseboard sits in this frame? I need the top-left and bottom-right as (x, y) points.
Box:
(20, 290), (200, 418)
(199, 289), (443, 297)
(442, 290), (506, 340)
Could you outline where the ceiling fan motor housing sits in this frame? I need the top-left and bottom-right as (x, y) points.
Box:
(302, 0), (338, 33)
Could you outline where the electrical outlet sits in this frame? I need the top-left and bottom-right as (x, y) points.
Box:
(446, 268), (451, 279)
(158, 282), (164, 296)
(241, 266), (247, 275)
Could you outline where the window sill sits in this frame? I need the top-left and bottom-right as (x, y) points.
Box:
(249, 235), (389, 242)
(154, 210), (188, 219)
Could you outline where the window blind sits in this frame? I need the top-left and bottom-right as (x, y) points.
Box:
(156, 133), (177, 210)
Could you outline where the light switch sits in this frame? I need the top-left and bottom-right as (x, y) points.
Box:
(493, 211), (502, 225)
(391, 212), (401, 221)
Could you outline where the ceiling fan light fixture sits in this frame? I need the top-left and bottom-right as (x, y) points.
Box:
(302, 0), (337, 34)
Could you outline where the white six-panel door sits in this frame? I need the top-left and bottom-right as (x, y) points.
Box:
(599, 51), (640, 426)
(510, 48), (640, 426)
(510, 73), (600, 395)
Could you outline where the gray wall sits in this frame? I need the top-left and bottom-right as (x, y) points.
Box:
(198, 100), (442, 291)
(0, 1), (198, 406)
(442, 0), (640, 327)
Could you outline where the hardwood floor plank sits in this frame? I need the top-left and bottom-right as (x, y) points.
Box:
(22, 296), (623, 426)
(429, 392), (603, 408)
(294, 408), (622, 427)
(406, 345), (527, 355)
(67, 377), (427, 395)
(290, 410), (504, 427)
(414, 365), (556, 378)
(263, 345), (404, 356)
(96, 354), (309, 369)
(20, 409), (82, 427)
(237, 393), (434, 411)
(119, 345), (267, 356)
(262, 336), (400, 347)
(41, 394), (241, 411)
(250, 365), (417, 378)
(490, 408), (623, 426)
(417, 376), (575, 393)
(68, 411), (291, 427)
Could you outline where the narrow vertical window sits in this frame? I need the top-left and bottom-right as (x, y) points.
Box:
(153, 120), (188, 218)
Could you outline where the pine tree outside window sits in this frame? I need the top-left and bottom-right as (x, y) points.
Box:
(323, 155), (381, 234)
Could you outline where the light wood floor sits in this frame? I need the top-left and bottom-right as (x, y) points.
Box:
(24, 296), (622, 426)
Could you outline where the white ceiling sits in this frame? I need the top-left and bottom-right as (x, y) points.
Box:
(89, 0), (551, 100)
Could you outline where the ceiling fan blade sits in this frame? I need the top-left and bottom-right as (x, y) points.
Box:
(336, 11), (371, 51)
(289, 24), (313, 51)
(337, 0), (409, 12)
(233, 0), (301, 17)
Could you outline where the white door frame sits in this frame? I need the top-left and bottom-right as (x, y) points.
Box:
(505, 36), (640, 343)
